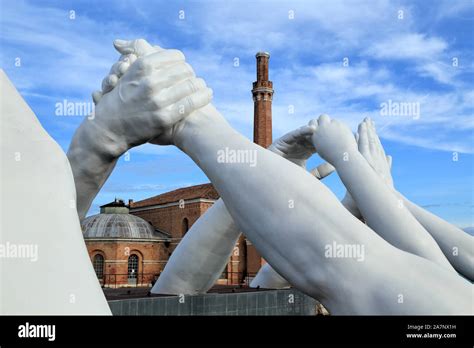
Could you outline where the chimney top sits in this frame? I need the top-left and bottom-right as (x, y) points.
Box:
(256, 52), (270, 58)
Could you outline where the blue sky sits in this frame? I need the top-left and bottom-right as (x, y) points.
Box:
(1, 0), (473, 228)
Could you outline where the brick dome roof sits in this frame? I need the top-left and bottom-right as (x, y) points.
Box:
(81, 213), (170, 240)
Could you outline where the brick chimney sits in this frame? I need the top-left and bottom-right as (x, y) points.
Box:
(252, 52), (273, 148)
(245, 52), (274, 275)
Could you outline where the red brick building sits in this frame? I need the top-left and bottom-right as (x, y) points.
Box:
(129, 183), (248, 285)
(130, 184), (219, 244)
(82, 200), (171, 287)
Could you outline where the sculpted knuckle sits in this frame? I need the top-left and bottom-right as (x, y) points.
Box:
(140, 77), (156, 95)
(159, 111), (174, 128)
(169, 49), (185, 61)
(194, 78), (207, 89)
(134, 58), (151, 72)
(149, 97), (161, 110)
(181, 62), (195, 77)
(153, 93), (167, 108)
(136, 38), (148, 47)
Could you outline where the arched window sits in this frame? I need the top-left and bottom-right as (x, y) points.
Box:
(182, 218), (189, 236)
(93, 254), (104, 279)
(128, 254), (139, 280)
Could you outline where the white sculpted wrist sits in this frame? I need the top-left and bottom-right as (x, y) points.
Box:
(328, 148), (360, 169)
(78, 117), (129, 161)
(173, 104), (223, 151)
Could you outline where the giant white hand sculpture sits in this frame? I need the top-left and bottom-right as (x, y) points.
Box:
(356, 118), (474, 280)
(67, 39), (212, 219)
(311, 115), (456, 273)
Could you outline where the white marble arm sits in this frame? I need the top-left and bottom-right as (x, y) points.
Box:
(311, 116), (456, 273)
(152, 125), (332, 294)
(250, 263), (290, 289)
(353, 117), (473, 280)
(1, 70), (111, 314)
(397, 193), (474, 280)
(340, 191), (363, 220)
(171, 106), (470, 314)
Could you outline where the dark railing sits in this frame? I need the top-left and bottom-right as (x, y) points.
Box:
(99, 273), (157, 288)
(216, 271), (258, 287)
(98, 271), (259, 288)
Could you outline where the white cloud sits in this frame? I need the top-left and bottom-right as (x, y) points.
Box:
(1, 0), (472, 156)
(366, 33), (447, 60)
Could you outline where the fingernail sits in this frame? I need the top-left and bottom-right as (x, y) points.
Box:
(114, 39), (127, 46)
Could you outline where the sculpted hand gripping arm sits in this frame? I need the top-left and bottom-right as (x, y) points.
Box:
(310, 115), (456, 273)
(67, 39), (212, 219)
(356, 118), (474, 280)
(152, 124), (334, 294)
(170, 105), (470, 314)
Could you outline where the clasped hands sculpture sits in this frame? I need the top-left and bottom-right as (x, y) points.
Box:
(68, 39), (472, 315)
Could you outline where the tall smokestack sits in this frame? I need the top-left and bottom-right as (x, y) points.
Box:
(252, 52), (273, 148)
(246, 52), (274, 275)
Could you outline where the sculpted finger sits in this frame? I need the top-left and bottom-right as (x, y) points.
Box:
(144, 62), (196, 92)
(101, 74), (119, 93)
(366, 120), (378, 154)
(166, 87), (213, 124)
(370, 118), (376, 130)
(120, 53), (137, 65)
(308, 118), (318, 130)
(141, 63), (195, 95)
(92, 90), (103, 105)
(318, 114), (331, 125)
(282, 125), (315, 144)
(114, 39), (157, 57)
(386, 155), (392, 169)
(367, 120), (385, 156)
(138, 49), (186, 71)
(357, 121), (369, 154)
(153, 77), (207, 107)
(296, 125), (317, 137)
(109, 61), (130, 78)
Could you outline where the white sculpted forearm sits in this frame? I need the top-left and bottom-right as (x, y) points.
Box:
(67, 118), (126, 219)
(173, 107), (471, 314)
(155, 126), (337, 294)
(311, 116), (455, 273)
(397, 193), (474, 280)
(340, 192), (363, 220)
(332, 150), (455, 272)
(250, 263), (290, 289)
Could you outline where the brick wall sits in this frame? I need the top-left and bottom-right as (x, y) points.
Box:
(86, 240), (169, 287)
(131, 201), (214, 240)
